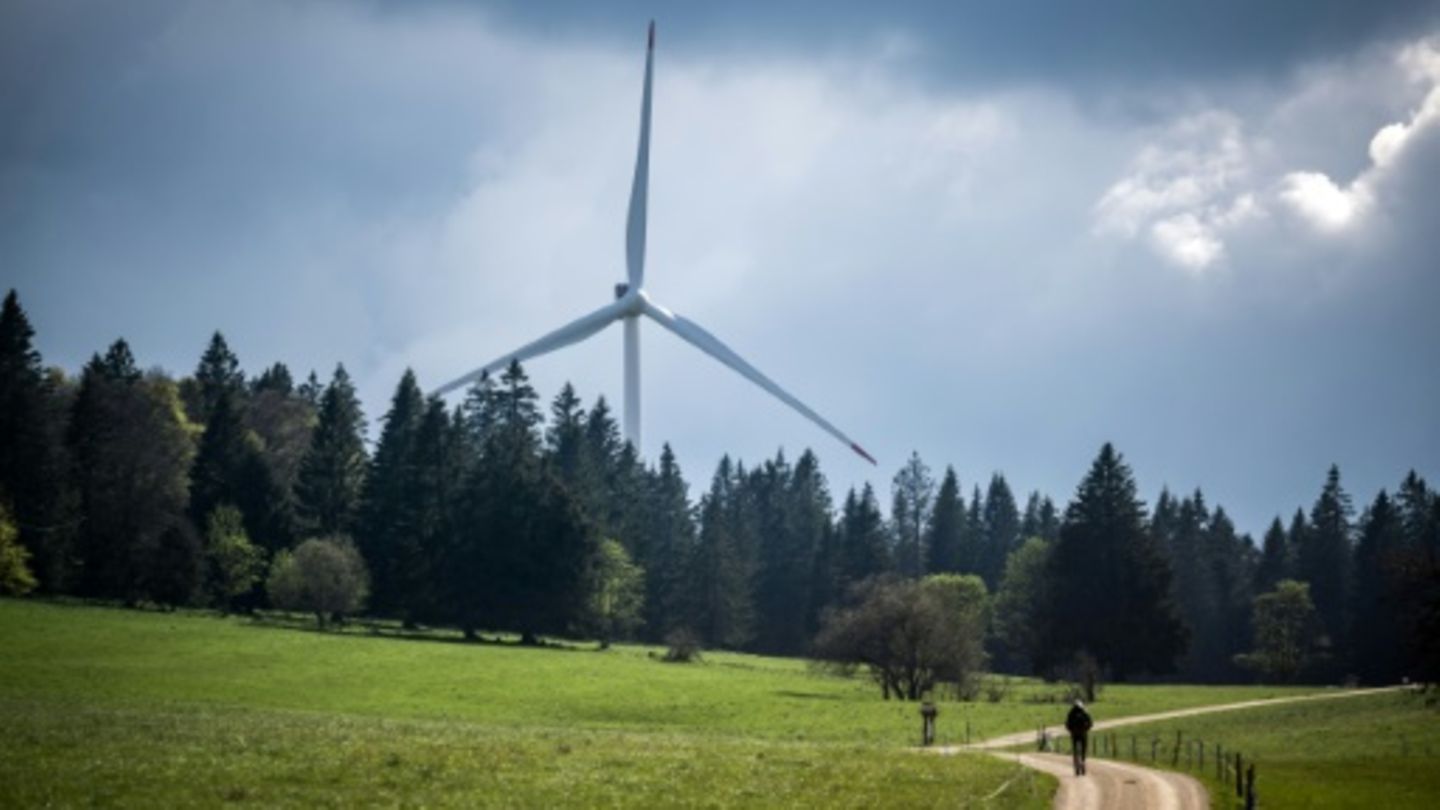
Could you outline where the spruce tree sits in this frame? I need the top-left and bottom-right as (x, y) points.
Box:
(979, 473), (1020, 590)
(638, 443), (696, 639)
(890, 452), (933, 578)
(682, 457), (756, 648)
(69, 355), (196, 602)
(187, 331), (245, 424)
(294, 365), (367, 537)
(358, 370), (425, 616)
(1297, 465), (1353, 663)
(836, 484), (890, 591)
(1041, 443), (1187, 679)
(0, 290), (72, 590)
(1256, 516), (1291, 594)
(1351, 490), (1405, 684)
(925, 467), (965, 574)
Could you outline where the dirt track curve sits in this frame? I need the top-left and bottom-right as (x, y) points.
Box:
(938, 685), (1409, 809)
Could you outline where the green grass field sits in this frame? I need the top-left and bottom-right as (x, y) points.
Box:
(1071, 690), (1440, 809)
(0, 598), (1329, 806)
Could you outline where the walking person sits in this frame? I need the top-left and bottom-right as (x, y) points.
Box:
(1066, 699), (1093, 776)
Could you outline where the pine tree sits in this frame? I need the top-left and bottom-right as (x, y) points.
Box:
(638, 443), (696, 639)
(186, 331), (246, 424)
(1297, 465), (1353, 665)
(0, 290), (73, 590)
(1256, 517), (1290, 593)
(1041, 443), (1187, 680)
(294, 365), (367, 537)
(836, 484), (890, 592)
(1351, 490), (1405, 684)
(69, 354), (196, 602)
(358, 370), (425, 616)
(682, 457), (756, 648)
(890, 452), (933, 578)
(925, 467), (966, 574)
(979, 473), (1020, 590)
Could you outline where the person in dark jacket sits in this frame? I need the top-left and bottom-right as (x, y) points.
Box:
(1065, 699), (1093, 775)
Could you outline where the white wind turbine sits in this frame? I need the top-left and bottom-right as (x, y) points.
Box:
(432, 22), (876, 466)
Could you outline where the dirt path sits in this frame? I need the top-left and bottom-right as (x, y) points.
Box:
(992, 751), (1207, 810)
(961, 685), (1410, 752)
(941, 685), (1410, 809)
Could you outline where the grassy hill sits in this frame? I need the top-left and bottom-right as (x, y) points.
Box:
(0, 599), (1324, 806)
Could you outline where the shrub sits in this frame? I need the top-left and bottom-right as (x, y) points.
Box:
(266, 536), (369, 629)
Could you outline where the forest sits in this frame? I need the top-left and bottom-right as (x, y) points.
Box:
(1, 288), (1436, 688)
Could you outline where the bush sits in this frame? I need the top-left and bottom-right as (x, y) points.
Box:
(663, 627), (702, 663)
(0, 501), (37, 596)
(266, 536), (369, 629)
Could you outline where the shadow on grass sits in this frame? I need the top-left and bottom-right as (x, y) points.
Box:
(774, 690), (846, 701)
(242, 611), (598, 653)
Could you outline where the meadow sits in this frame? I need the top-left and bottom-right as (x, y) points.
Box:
(1064, 689), (1440, 809)
(0, 599), (1327, 806)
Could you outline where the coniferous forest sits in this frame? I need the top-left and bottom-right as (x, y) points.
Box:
(1, 288), (1437, 687)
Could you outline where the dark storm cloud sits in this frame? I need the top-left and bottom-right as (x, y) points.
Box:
(1, 0), (1436, 535)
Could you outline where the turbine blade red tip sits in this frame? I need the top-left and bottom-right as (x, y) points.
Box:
(851, 443), (877, 465)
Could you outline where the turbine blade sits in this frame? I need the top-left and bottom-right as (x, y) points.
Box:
(431, 300), (627, 397)
(625, 21), (655, 290)
(642, 299), (877, 465)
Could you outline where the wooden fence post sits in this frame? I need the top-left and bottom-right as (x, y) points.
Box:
(1234, 752), (1243, 798)
(1245, 763), (1256, 810)
(1172, 730), (1182, 766)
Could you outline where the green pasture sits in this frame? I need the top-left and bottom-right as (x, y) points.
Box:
(1074, 689), (1440, 809)
(0, 599), (1327, 806)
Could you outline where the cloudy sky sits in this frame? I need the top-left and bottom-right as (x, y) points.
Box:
(4, 0), (1438, 535)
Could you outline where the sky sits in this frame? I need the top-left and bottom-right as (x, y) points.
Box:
(3, 0), (1438, 536)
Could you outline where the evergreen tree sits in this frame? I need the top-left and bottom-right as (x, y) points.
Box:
(294, 365), (367, 537)
(637, 444), (696, 640)
(545, 383), (587, 494)
(252, 362), (294, 395)
(0, 290), (73, 590)
(959, 486), (985, 575)
(1297, 465), (1353, 664)
(682, 457), (755, 648)
(68, 355), (196, 602)
(978, 473), (1020, 590)
(836, 484), (890, 591)
(186, 331), (245, 424)
(1256, 516), (1291, 594)
(1019, 491), (1059, 544)
(357, 370), (425, 616)
(1351, 490), (1406, 684)
(925, 467), (966, 574)
(1040, 443), (1187, 679)
(890, 452), (933, 578)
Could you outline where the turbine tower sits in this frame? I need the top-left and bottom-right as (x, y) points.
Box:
(432, 22), (876, 466)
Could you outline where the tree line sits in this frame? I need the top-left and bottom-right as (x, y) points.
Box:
(1, 289), (1436, 687)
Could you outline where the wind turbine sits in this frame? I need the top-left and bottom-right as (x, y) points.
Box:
(432, 22), (876, 466)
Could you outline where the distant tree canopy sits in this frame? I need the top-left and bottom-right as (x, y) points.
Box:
(1, 285), (1435, 688)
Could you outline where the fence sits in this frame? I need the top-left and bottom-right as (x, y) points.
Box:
(1038, 728), (1260, 809)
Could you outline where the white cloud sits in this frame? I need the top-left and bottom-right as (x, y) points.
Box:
(1150, 212), (1224, 270)
(1278, 171), (1368, 231)
(1280, 39), (1440, 232)
(1093, 112), (1256, 270)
